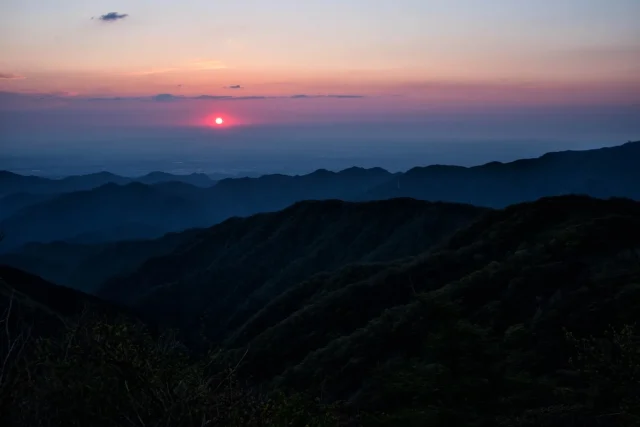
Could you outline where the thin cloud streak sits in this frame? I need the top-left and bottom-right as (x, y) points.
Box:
(291, 94), (364, 99)
(0, 92), (364, 104)
(0, 73), (25, 80)
(127, 60), (227, 76)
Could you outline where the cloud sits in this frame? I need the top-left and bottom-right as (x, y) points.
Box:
(98, 12), (128, 22)
(0, 73), (25, 80)
(0, 91), (367, 105)
(229, 96), (267, 100)
(290, 94), (364, 99)
(87, 96), (128, 101)
(193, 95), (233, 100)
(194, 95), (266, 101)
(128, 60), (227, 76)
(190, 60), (226, 70)
(225, 85), (243, 89)
(128, 68), (181, 76)
(152, 94), (183, 102)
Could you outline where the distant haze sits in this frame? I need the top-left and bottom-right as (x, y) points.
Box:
(2, 105), (639, 177)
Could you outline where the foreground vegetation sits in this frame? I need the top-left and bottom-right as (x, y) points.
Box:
(1, 303), (637, 426)
(0, 307), (347, 426)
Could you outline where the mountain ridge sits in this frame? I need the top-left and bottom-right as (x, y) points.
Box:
(97, 197), (488, 343)
(2, 139), (639, 254)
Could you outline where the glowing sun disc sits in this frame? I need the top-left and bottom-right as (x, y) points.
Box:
(215, 117), (224, 125)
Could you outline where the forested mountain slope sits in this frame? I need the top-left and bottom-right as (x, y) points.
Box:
(2, 195), (639, 426)
(98, 198), (487, 343)
(221, 195), (640, 425)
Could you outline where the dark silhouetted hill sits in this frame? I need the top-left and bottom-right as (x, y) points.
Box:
(0, 182), (213, 250)
(203, 166), (394, 219)
(222, 195), (640, 424)
(136, 171), (215, 187)
(0, 170), (216, 198)
(0, 167), (396, 249)
(0, 265), (134, 337)
(366, 140), (640, 207)
(0, 228), (202, 292)
(3, 140), (640, 250)
(3, 195), (640, 425)
(0, 192), (54, 220)
(98, 198), (487, 342)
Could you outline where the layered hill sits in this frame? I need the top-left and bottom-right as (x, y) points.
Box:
(0, 167), (395, 249)
(0, 182), (213, 249)
(2, 195), (640, 425)
(0, 265), (133, 338)
(2, 141), (639, 249)
(0, 228), (202, 292)
(98, 198), (487, 342)
(0, 171), (217, 221)
(217, 195), (640, 425)
(367, 140), (640, 207)
(0, 170), (216, 198)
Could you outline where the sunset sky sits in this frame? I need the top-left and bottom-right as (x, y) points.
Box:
(1, 0), (640, 175)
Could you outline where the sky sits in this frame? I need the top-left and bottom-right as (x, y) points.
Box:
(1, 0), (639, 175)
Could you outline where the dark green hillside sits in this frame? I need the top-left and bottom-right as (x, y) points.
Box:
(0, 265), (123, 319)
(218, 195), (640, 425)
(2, 195), (640, 426)
(99, 198), (486, 342)
(0, 266), (347, 427)
(0, 228), (202, 292)
(0, 265), (139, 349)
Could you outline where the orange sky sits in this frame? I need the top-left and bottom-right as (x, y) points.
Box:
(1, 0), (639, 119)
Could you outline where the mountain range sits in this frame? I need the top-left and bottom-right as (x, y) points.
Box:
(1, 140), (638, 251)
(2, 194), (639, 426)
(1, 139), (640, 425)
(97, 198), (486, 342)
(0, 170), (216, 197)
(0, 170), (217, 221)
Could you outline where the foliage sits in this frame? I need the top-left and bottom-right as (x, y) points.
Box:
(566, 324), (640, 423)
(0, 307), (345, 427)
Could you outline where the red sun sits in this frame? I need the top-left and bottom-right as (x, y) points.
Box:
(199, 113), (239, 128)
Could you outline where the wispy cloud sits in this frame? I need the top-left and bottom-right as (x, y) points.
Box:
(291, 94), (364, 99)
(128, 60), (227, 76)
(127, 67), (181, 76)
(165, 94), (268, 101)
(0, 73), (25, 80)
(225, 85), (243, 89)
(193, 95), (233, 100)
(98, 12), (128, 22)
(190, 60), (226, 70)
(1, 91), (367, 104)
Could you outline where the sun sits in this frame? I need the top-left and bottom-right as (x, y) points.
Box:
(215, 117), (224, 125)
